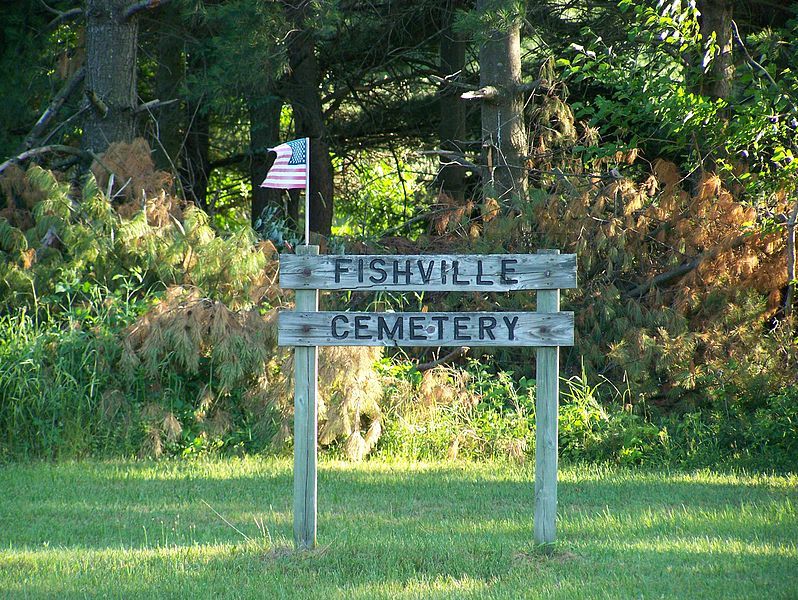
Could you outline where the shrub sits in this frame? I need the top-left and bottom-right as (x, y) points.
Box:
(0, 150), (386, 460)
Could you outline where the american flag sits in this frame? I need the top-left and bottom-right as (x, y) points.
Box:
(260, 138), (308, 189)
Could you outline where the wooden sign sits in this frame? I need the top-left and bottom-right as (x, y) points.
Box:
(279, 253), (577, 291)
(279, 311), (574, 347)
(281, 247), (575, 552)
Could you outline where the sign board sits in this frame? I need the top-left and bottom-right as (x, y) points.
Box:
(279, 247), (575, 552)
(279, 311), (574, 347)
(279, 253), (577, 291)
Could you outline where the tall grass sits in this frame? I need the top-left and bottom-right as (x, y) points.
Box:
(0, 287), (145, 459)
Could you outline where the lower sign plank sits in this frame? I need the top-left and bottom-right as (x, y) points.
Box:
(279, 311), (574, 347)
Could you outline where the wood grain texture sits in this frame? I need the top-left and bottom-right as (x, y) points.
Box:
(278, 311), (574, 347)
(534, 250), (560, 549)
(279, 253), (577, 291)
(293, 245), (319, 551)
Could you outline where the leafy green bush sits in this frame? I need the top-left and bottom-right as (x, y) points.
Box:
(0, 158), (284, 459)
(374, 356), (797, 472)
(664, 386), (798, 472)
(376, 359), (534, 462)
(0, 291), (145, 459)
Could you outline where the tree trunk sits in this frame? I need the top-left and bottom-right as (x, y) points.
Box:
(476, 0), (527, 202)
(285, 2), (334, 238)
(438, 0), (467, 202)
(83, 0), (139, 153)
(249, 94), (283, 228)
(786, 194), (798, 320)
(698, 0), (734, 101)
(152, 11), (185, 173)
(182, 94), (210, 210)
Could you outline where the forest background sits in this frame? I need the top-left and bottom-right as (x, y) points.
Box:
(0, 0), (796, 471)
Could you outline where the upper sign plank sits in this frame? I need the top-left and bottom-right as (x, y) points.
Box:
(279, 254), (577, 291)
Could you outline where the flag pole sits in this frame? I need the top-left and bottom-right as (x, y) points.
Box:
(304, 137), (311, 245)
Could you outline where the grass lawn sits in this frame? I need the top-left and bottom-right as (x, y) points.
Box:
(0, 458), (796, 599)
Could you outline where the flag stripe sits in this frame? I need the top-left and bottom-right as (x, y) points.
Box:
(260, 138), (308, 189)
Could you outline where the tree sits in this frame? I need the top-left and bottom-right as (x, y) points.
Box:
(438, 0), (468, 202)
(83, 0), (140, 153)
(150, 8), (185, 173)
(472, 0), (528, 203)
(248, 93), (284, 228)
(697, 0), (734, 102)
(284, 1), (334, 238)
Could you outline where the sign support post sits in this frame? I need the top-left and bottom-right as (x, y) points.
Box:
(293, 243), (319, 550)
(534, 249), (560, 550)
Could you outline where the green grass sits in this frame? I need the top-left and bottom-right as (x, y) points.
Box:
(0, 458), (796, 599)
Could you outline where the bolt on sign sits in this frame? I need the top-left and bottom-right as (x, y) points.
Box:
(278, 247), (577, 551)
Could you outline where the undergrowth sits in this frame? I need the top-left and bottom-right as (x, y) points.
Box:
(1, 134), (796, 472)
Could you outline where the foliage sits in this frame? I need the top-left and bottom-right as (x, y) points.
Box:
(563, 1), (798, 194)
(332, 152), (422, 238)
(1, 1), (797, 472)
(0, 295), (143, 459)
(375, 356), (798, 471)
(0, 142), (274, 312)
(0, 155), (386, 460)
(665, 385), (798, 473)
(377, 360), (532, 462)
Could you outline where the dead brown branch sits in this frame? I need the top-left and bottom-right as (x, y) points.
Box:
(0, 145), (90, 176)
(415, 346), (470, 372)
(624, 232), (754, 298)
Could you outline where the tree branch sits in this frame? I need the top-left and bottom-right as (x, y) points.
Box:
(624, 232), (754, 298)
(135, 98), (179, 113)
(123, 0), (172, 20)
(0, 144), (90, 175)
(731, 19), (779, 90)
(460, 80), (546, 101)
(417, 150), (480, 171)
(414, 347), (470, 372)
(461, 86), (499, 101)
(17, 67), (85, 154)
(45, 7), (83, 31)
(377, 206), (453, 238)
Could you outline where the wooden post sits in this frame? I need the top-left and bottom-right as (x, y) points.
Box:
(293, 244), (319, 550)
(534, 249), (560, 549)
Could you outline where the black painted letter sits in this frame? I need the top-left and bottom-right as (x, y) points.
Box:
(502, 315), (519, 340)
(377, 316), (403, 340)
(409, 316), (427, 340)
(418, 260), (434, 284)
(369, 258), (387, 283)
(354, 315), (372, 339)
(476, 261), (494, 285)
(453, 316), (472, 341)
(331, 315), (349, 339)
(334, 258), (352, 283)
(478, 316), (497, 340)
(500, 259), (519, 285)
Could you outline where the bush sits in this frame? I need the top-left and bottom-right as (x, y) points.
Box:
(664, 386), (798, 472)
(376, 359), (534, 462)
(0, 292), (145, 459)
(0, 153), (386, 460)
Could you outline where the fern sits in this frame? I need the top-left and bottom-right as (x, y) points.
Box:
(0, 219), (27, 253)
(28, 167), (72, 222)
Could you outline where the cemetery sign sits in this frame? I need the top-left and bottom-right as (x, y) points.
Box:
(278, 247), (577, 551)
